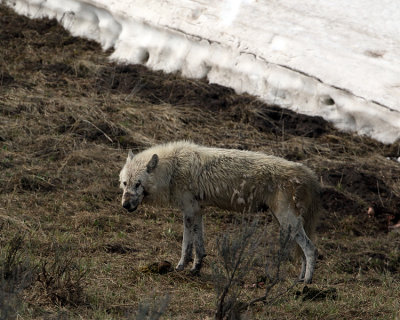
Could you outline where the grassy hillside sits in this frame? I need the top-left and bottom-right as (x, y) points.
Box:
(1, 4), (400, 319)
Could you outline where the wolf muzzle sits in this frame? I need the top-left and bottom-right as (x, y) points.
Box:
(122, 193), (140, 212)
(122, 201), (138, 212)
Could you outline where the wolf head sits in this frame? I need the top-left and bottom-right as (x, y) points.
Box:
(119, 150), (159, 212)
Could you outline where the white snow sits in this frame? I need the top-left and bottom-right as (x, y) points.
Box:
(4, 0), (400, 143)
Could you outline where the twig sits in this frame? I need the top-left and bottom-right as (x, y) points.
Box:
(237, 226), (293, 313)
(81, 119), (114, 143)
(215, 231), (250, 319)
(244, 279), (299, 311)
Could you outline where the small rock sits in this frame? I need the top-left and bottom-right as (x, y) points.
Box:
(139, 260), (173, 274)
(367, 206), (375, 218)
(158, 260), (173, 274)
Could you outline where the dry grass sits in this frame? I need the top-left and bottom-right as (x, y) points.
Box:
(1, 4), (400, 319)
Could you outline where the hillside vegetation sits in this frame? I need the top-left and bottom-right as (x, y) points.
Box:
(1, 4), (400, 319)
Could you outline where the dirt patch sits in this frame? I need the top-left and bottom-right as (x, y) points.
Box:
(234, 102), (333, 138)
(319, 161), (400, 233)
(95, 63), (235, 109)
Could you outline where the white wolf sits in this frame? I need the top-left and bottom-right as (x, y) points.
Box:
(119, 141), (320, 283)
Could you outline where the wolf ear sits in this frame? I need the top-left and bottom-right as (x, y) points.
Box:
(146, 154), (158, 173)
(127, 150), (135, 161)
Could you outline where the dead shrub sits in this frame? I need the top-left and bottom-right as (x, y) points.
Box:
(134, 295), (169, 320)
(36, 247), (88, 307)
(213, 219), (294, 320)
(0, 233), (36, 319)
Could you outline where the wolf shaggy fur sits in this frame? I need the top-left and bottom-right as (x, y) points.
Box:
(119, 141), (321, 283)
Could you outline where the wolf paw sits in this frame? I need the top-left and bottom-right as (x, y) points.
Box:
(189, 268), (200, 276)
(175, 264), (185, 271)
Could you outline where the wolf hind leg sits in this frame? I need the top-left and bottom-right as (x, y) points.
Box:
(298, 255), (306, 281)
(280, 221), (316, 283)
(273, 192), (317, 283)
(294, 225), (317, 284)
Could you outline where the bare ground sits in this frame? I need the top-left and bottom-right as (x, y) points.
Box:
(1, 4), (400, 319)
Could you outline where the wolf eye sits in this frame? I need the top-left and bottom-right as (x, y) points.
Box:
(135, 181), (141, 188)
(123, 181), (127, 186)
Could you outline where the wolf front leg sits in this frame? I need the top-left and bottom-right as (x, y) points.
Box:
(176, 211), (194, 271)
(191, 211), (206, 274)
(176, 192), (205, 273)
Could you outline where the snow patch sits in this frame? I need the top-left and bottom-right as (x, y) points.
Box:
(5, 0), (400, 143)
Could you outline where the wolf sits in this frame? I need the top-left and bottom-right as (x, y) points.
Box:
(119, 141), (321, 283)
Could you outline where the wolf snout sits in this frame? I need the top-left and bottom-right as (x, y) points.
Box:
(122, 200), (138, 212)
